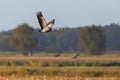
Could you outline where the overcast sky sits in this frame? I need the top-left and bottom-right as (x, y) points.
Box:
(0, 0), (120, 31)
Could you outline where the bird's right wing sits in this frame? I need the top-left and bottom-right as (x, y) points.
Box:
(47, 19), (55, 28)
(36, 12), (47, 29)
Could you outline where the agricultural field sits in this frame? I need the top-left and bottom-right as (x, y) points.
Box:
(0, 52), (120, 80)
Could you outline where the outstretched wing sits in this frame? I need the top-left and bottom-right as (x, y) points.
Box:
(47, 19), (55, 28)
(36, 12), (47, 29)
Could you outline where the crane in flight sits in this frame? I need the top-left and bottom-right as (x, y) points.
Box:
(36, 11), (61, 33)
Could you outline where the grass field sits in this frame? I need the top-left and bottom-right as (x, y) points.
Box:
(0, 52), (119, 80)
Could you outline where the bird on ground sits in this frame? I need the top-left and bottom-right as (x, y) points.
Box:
(36, 11), (61, 33)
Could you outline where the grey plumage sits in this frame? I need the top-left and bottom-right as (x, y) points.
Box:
(36, 11), (55, 33)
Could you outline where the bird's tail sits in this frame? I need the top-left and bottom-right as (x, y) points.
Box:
(52, 28), (63, 31)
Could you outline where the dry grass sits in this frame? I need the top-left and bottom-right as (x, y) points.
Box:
(0, 53), (120, 61)
(0, 53), (119, 79)
(0, 54), (119, 67)
(0, 75), (120, 80)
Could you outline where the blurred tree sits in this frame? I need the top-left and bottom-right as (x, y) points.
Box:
(10, 23), (38, 56)
(103, 23), (120, 51)
(79, 25), (106, 55)
(1, 23), (120, 53)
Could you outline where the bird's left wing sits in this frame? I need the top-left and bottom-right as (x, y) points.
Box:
(36, 12), (47, 29)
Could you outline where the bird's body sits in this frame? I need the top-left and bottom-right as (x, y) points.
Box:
(36, 11), (56, 33)
(40, 27), (51, 33)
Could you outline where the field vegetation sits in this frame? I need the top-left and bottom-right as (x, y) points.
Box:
(0, 52), (119, 80)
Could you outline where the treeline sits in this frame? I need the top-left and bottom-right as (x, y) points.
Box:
(0, 23), (120, 53)
(34, 27), (81, 53)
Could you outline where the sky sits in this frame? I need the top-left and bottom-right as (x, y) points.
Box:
(0, 0), (120, 31)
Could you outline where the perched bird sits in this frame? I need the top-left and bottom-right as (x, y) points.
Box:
(36, 11), (61, 33)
